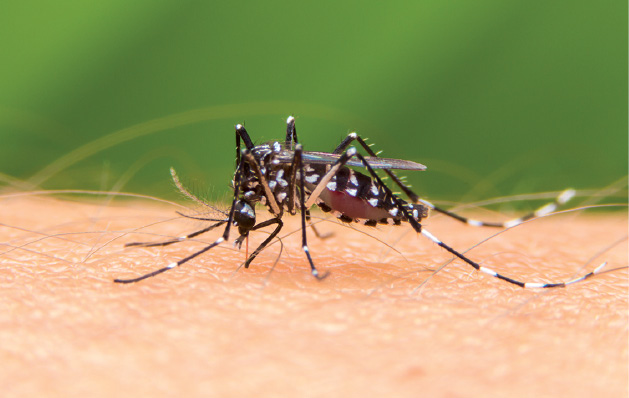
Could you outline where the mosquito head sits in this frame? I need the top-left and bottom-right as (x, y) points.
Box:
(233, 199), (256, 236)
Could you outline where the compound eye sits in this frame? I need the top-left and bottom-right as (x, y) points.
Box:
(234, 200), (256, 233)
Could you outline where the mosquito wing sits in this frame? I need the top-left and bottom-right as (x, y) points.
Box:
(300, 151), (427, 170)
(272, 148), (427, 170)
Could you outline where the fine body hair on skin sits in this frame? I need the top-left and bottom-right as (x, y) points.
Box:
(0, 191), (626, 398)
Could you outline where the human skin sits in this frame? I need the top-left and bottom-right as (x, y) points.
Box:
(0, 196), (627, 398)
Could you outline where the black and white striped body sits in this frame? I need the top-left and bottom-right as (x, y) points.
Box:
(237, 140), (428, 228)
(303, 163), (428, 226)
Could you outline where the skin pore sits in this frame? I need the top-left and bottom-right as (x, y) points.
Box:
(0, 196), (626, 398)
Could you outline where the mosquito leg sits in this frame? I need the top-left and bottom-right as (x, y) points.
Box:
(235, 123), (254, 168)
(287, 160), (298, 216)
(334, 132), (575, 228)
(285, 116), (299, 148)
(125, 166), (231, 248)
(243, 218), (283, 268)
(114, 162), (245, 284)
(114, 235), (228, 284)
(419, 228), (607, 288)
(296, 144), (329, 279)
(418, 189), (576, 228)
(286, 117), (299, 215)
(352, 152), (605, 289)
(285, 121), (332, 234)
(124, 220), (226, 248)
(332, 132), (422, 201)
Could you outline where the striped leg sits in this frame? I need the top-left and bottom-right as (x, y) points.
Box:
(123, 167), (230, 248)
(417, 189), (576, 228)
(115, 235), (229, 284)
(351, 152), (606, 289)
(333, 132), (575, 228)
(295, 144), (332, 279)
(420, 229), (607, 288)
(285, 116), (299, 148)
(114, 161), (246, 284)
(286, 118), (300, 215)
(332, 132), (420, 201)
(235, 123), (255, 167)
(285, 116), (336, 238)
(243, 218), (283, 268)
(124, 219), (227, 248)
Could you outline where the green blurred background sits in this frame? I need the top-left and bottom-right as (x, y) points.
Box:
(0, 1), (626, 205)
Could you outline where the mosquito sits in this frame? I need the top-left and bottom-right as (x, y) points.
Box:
(114, 116), (606, 287)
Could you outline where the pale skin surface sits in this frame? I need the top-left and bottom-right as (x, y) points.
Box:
(0, 196), (627, 398)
